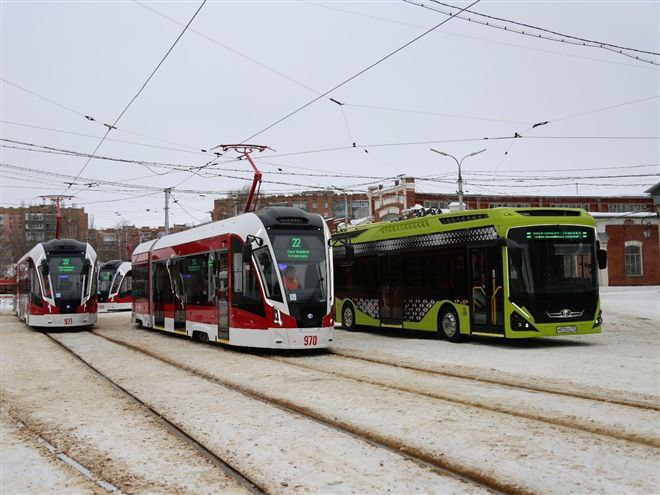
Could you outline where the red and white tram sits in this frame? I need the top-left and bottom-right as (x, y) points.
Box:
(14, 239), (98, 327)
(131, 207), (334, 349)
(98, 260), (132, 312)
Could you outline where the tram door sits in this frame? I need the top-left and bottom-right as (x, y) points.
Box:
(215, 251), (229, 341)
(469, 246), (504, 332)
(153, 262), (168, 328)
(169, 260), (186, 332)
(378, 254), (402, 325)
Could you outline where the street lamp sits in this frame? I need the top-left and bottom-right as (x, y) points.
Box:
(430, 148), (486, 212)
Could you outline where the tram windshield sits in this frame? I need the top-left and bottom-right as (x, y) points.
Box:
(98, 267), (114, 294)
(47, 255), (87, 300)
(507, 226), (597, 301)
(268, 232), (328, 304)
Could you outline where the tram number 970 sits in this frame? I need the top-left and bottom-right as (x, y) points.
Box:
(303, 335), (318, 346)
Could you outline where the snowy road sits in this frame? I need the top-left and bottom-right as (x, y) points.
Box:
(1, 286), (658, 494)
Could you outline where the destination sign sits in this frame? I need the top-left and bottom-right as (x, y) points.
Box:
(526, 231), (588, 240)
(58, 258), (76, 273)
(286, 236), (310, 260)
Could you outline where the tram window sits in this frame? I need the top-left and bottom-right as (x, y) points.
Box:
(29, 265), (42, 305)
(183, 254), (212, 306)
(119, 271), (132, 297)
(231, 238), (265, 317)
(154, 262), (173, 304)
(110, 274), (122, 295)
(132, 265), (147, 298)
(214, 252), (229, 297)
(254, 247), (283, 302)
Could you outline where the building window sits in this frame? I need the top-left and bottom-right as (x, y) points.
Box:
(549, 203), (590, 211)
(608, 203), (646, 213)
(333, 201), (346, 217)
(489, 203), (531, 208)
(423, 200), (449, 210)
(292, 201), (308, 211)
(311, 202), (317, 209)
(624, 241), (643, 276)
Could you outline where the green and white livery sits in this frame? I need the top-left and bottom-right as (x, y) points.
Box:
(333, 207), (606, 341)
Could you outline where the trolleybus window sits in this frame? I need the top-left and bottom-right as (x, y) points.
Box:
(508, 226), (596, 295)
(507, 226), (598, 321)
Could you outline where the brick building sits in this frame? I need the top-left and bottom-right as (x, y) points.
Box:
(88, 224), (189, 262)
(0, 204), (88, 271)
(210, 177), (657, 286)
(212, 190), (369, 226)
(593, 213), (659, 286)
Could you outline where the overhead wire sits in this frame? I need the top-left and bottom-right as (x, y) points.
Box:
(403, 0), (660, 66)
(303, 1), (655, 70)
(238, 0), (481, 144)
(428, 0), (660, 57)
(63, 0), (207, 192)
(134, 0), (321, 96)
(0, 86), (208, 155)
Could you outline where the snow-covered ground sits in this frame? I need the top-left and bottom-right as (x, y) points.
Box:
(1, 286), (658, 494)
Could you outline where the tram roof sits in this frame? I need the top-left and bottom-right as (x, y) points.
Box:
(334, 207), (595, 244)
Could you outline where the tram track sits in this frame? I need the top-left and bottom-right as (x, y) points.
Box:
(262, 351), (660, 448)
(2, 408), (121, 494)
(87, 331), (520, 495)
(44, 333), (266, 495)
(329, 348), (660, 412)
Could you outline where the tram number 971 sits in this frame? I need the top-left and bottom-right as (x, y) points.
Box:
(63, 318), (73, 325)
(303, 335), (318, 346)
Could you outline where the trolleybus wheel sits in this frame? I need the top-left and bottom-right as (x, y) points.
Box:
(342, 303), (356, 331)
(439, 306), (463, 343)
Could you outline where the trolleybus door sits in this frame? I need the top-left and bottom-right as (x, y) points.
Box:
(378, 254), (403, 326)
(215, 251), (229, 341)
(469, 246), (504, 333)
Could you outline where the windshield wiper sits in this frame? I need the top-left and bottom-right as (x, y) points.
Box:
(303, 275), (325, 304)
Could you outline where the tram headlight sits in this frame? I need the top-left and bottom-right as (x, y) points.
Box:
(593, 310), (603, 328)
(510, 312), (537, 332)
(273, 307), (282, 326)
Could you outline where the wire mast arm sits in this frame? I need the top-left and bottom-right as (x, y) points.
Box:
(214, 144), (270, 213)
(38, 195), (75, 239)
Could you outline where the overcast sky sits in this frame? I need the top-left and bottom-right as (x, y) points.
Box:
(1, 0), (658, 228)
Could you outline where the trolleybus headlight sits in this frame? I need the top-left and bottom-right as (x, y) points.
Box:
(593, 310), (603, 328)
(510, 312), (538, 332)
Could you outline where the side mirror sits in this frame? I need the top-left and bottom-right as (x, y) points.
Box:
(82, 260), (91, 275)
(40, 259), (49, 276)
(597, 249), (607, 269)
(242, 243), (253, 264)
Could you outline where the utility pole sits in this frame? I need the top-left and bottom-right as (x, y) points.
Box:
(331, 185), (350, 228)
(38, 195), (75, 239)
(430, 148), (486, 212)
(164, 187), (172, 235)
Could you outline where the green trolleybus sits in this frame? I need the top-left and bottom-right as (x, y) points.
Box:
(333, 208), (607, 341)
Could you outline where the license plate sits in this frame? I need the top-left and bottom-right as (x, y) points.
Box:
(557, 326), (577, 334)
